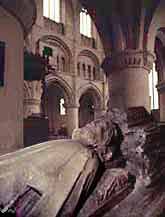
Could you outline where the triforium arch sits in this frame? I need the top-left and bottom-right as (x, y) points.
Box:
(77, 49), (102, 80)
(77, 84), (104, 127)
(44, 75), (74, 136)
(37, 35), (73, 74)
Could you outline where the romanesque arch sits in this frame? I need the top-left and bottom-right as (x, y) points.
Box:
(45, 74), (74, 106)
(44, 75), (74, 136)
(77, 84), (104, 127)
(37, 35), (73, 74)
(77, 49), (101, 80)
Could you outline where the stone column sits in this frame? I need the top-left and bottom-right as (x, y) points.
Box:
(102, 50), (155, 111)
(67, 105), (79, 137)
(157, 82), (165, 121)
(24, 80), (43, 118)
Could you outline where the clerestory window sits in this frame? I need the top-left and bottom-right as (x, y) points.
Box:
(43, 0), (60, 23)
(80, 8), (92, 37)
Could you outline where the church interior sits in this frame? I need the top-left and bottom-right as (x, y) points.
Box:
(0, 0), (165, 216)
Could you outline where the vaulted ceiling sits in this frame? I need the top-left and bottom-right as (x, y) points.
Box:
(0, 0), (36, 35)
(75, 0), (162, 54)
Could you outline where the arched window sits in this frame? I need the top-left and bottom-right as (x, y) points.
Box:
(60, 98), (66, 115)
(149, 63), (159, 110)
(43, 0), (60, 23)
(80, 8), (92, 37)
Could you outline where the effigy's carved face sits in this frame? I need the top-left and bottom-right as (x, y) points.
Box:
(73, 117), (111, 146)
(72, 115), (116, 162)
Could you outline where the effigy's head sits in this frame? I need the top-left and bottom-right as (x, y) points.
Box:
(72, 111), (125, 163)
(72, 115), (114, 148)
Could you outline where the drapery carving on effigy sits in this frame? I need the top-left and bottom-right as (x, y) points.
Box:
(77, 168), (135, 217)
(57, 155), (99, 217)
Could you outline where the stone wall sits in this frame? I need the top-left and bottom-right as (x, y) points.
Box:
(0, 6), (24, 154)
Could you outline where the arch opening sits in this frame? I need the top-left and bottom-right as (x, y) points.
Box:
(44, 82), (69, 138)
(79, 88), (102, 127)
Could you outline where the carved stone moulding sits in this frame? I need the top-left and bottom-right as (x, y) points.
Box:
(24, 98), (41, 105)
(102, 50), (155, 73)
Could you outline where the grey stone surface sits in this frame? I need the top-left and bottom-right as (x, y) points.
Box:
(0, 139), (99, 217)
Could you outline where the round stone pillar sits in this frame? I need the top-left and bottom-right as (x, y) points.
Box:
(67, 105), (79, 137)
(24, 80), (43, 118)
(102, 50), (155, 111)
(157, 82), (165, 121)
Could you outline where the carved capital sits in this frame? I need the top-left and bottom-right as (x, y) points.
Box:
(24, 80), (43, 101)
(102, 50), (155, 74)
(24, 80), (43, 118)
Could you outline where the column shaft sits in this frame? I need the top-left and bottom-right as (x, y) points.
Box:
(103, 50), (155, 111)
(67, 106), (79, 137)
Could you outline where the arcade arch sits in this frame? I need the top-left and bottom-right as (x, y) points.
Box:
(78, 86), (103, 127)
(44, 76), (74, 137)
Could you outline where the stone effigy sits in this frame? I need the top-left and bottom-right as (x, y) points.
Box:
(73, 106), (165, 217)
(72, 109), (125, 164)
(0, 106), (164, 217)
(103, 107), (165, 217)
(72, 108), (135, 217)
(0, 140), (99, 217)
